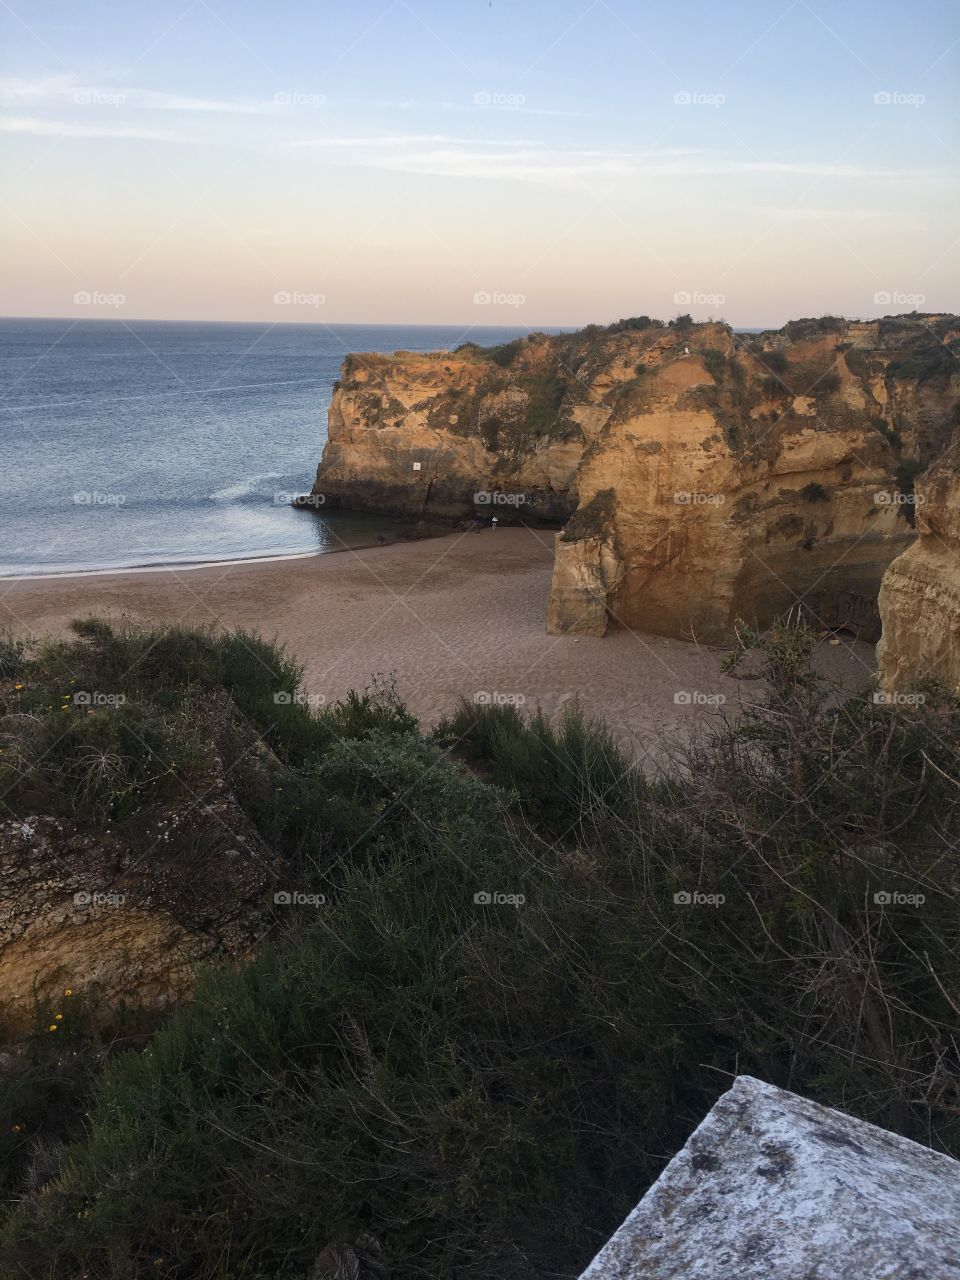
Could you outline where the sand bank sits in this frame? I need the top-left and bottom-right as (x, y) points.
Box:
(0, 528), (876, 759)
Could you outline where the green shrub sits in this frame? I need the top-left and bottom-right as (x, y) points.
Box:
(702, 348), (726, 382)
(488, 338), (525, 368)
(2, 619), (959, 1280)
(520, 374), (567, 433)
(608, 315), (655, 333)
(439, 699), (638, 837)
(889, 339), (959, 383)
(0, 631), (24, 678)
(763, 349), (789, 374)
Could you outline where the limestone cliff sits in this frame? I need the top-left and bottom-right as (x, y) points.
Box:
(878, 433), (960, 692)
(312, 343), (587, 522)
(312, 315), (959, 642)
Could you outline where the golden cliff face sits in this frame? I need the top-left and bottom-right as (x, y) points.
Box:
(0, 706), (278, 1033)
(313, 315), (959, 642)
(313, 341), (587, 522)
(878, 434), (960, 693)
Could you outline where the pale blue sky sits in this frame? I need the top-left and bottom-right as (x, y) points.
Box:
(2, 0), (958, 324)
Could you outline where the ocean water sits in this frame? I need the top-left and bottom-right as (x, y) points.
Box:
(0, 318), (546, 576)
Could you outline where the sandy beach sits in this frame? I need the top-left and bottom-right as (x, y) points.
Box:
(0, 527), (877, 760)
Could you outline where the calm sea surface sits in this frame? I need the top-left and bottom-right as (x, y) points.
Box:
(0, 319), (549, 576)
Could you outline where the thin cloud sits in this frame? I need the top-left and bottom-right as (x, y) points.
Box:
(372, 146), (637, 182)
(287, 133), (546, 149)
(346, 145), (914, 186)
(0, 75), (274, 114)
(755, 206), (890, 220)
(0, 116), (179, 141)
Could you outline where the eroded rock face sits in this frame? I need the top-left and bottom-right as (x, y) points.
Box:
(312, 316), (959, 642)
(313, 344), (585, 522)
(0, 707), (279, 1034)
(548, 317), (959, 642)
(878, 434), (960, 693)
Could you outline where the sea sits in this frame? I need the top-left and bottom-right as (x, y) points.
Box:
(0, 318), (549, 577)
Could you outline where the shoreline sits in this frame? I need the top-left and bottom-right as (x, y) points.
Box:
(0, 528), (878, 753)
(0, 547), (327, 582)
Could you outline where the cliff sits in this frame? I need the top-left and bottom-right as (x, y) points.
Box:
(312, 342), (587, 522)
(878, 432), (960, 693)
(312, 314), (959, 642)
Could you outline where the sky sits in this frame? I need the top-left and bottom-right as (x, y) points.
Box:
(1, 0), (958, 327)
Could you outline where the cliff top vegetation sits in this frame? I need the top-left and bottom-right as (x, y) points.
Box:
(1, 618), (958, 1279)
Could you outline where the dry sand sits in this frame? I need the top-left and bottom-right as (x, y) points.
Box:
(1, 528), (877, 763)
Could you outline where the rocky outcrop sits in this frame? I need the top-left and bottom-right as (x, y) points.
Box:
(578, 1075), (960, 1280)
(312, 344), (586, 522)
(878, 433), (960, 692)
(313, 315), (959, 642)
(0, 698), (279, 1034)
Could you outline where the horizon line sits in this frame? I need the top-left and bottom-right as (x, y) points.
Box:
(0, 313), (839, 332)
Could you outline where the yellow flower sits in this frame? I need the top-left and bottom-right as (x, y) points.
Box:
(64, 987), (74, 997)
(11, 1123), (24, 1134)
(14, 684), (23, 691)
(48, 1024), (58, 1032)
(54, 1012), (63, 1021)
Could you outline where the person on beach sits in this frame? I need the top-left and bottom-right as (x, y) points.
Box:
(471, 513), (484, 533)
(491, 516), (498, 530)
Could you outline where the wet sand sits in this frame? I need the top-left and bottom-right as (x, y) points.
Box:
(0, 528), (877, 761)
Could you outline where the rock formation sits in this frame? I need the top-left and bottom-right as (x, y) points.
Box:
(312, 315), (959, 643)
(577, 1074), (960, 1280)
(312, 345), (585, 523)
(0, 697), (278, 1034)
(878, 432), (960, 693)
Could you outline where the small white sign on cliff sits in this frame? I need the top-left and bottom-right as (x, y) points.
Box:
(412, 462), (422, 471)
